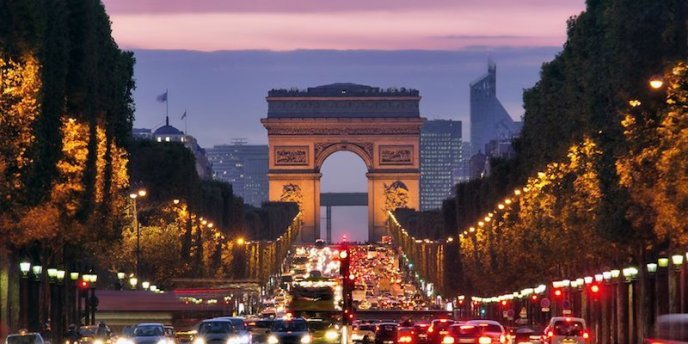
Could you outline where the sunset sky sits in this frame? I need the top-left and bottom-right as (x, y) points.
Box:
(102, 0), (584, 51)
(101, 0), (586, 241)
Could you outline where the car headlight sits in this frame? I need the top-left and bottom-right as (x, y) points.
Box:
(300, 335), (312, 344)
(193, 338), (206, 344)
(115, 338), (133, 344)
(157, 340), (171, 344)
(239, 335), (250, 344)
(325, 331), (338, 341)
(267, 336), (279, 344)
(227, 337), (240, 344)
(94, 339), (104, 344)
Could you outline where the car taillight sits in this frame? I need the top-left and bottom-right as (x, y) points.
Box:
(427, 327), (434, 333)
(547, 331), (553, 338)
(499, 334), (506, 344)
(441, 337), (454, 344)
(583, 331), (590, 340)
(398, 336), (412, 343)
(478, 337), (492, 344)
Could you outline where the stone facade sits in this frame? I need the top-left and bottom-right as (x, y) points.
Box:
(262, 84), (423, 242)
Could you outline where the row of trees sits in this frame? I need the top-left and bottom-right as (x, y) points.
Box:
(0, 0), (135, 269)
(452, 0), (688, 294)
(388, 0), (688, 298)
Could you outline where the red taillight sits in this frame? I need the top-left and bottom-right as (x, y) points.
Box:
(427, 327), (434, 333)
(583, 331), (590, 339)
(439, 319), (448, 323)
(441, 336), (454, 344)
(547, 331), (553, 338)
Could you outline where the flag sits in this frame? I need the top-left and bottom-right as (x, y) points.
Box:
(181, 110), (187, 120)
(156, 91), (168, 102)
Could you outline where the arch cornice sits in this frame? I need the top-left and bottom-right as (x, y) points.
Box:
(314, 141), (374, 171)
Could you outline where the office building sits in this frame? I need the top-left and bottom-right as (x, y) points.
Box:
(420, 120), (463, 210)
(206, 142), (268, 207)
(470, 61), (521, 156)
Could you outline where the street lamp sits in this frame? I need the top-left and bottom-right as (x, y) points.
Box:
(671, 254), (684, 269)
(142, 281), (150, 290)
(647, 263), (658, 273)
(130, 188), (147, 277)
(32, 265), (43, 280)
(20, 261), (31, 276)
(649, 76), (664, 89)
(129, 276), (138, 289)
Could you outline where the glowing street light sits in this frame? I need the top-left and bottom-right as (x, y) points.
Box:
(649, 76), (664, 89)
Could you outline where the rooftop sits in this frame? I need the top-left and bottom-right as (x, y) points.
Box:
(268, 83), (419, 98)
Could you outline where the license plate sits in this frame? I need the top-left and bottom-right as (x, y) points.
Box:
(562, 340), (577, 344)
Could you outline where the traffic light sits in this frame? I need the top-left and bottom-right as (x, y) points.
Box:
(589, 283), (602, 301)
(554, 289), (563, 297)
(79, 280), (90, 290)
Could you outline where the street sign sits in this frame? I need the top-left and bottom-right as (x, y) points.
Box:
(563, 309), (572, 315)
(506, 309), (515, 319)
(540, 298), (551, 308)
(562, 300), (571, 310)
(519, 307), (527, 318)
(541, 307), (550, 312)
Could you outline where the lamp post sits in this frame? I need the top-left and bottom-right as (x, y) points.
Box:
(47, 268), (58, 343)
(645, 263), (657, 338)
(29, 264), (42, 332)
(129, 275), (138, 290)
(130, 188), (146, 278)
(671, 254), (684, 313)
(19, 260), (31, 330)
(55, 269), (65, 344)
(116, 272), (125, 290)
(88, 272), (98, 325)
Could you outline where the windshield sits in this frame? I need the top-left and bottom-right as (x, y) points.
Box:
(251, 321), (273, 329)
(79, 327), (97, 337)
(552, 321), (585, 336)
(134, 325), (164, 337)
(6, 335), (42, 344)
(272, 320), (308, 332)
(199, 322), (235, 334)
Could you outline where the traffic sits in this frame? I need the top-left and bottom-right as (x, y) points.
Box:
(4, 242), (685, 344)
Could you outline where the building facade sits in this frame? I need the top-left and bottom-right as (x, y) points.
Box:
(469, 61), (521, 156)
(420, 120), (463, 210)
(134, 117), (213, 180)
(205, 143), (269, 207)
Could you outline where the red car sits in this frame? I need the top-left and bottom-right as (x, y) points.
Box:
(427, 319), (455, 344)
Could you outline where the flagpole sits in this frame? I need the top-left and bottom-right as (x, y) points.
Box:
(166, 88), (169, 118)
(184, 108), (188, 135)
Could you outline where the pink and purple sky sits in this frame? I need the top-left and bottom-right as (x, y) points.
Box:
(103, 0), (584, 51)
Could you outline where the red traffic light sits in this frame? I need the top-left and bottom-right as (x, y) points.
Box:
(339, 250), (348, 259)
(554, 289), (562, 297)
(79, 280), (90, 289)
(531, 295), (538, 302)
(348, 274), (355, 281)
(500, 300), (507, 306)
(591, 284), (600, 293)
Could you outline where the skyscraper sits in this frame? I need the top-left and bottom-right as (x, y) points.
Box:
(206, 142), (268, 207)
(470, 61), (521, 156)
(420, 119), (463, 210)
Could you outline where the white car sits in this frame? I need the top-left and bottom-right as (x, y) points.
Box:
(542, 317), (589, 344)
(351, 323), (376, 344)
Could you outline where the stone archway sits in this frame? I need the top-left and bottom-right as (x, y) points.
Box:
(261, 83), (424, 242)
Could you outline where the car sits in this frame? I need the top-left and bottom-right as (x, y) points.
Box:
(397, 327), (416, 344)
(4, 330), (45, 344)
(412, 324), (430, 344)
(509, 327), (541, 344)
(542, 317), (588, 344)
(247, 319), (274, 344)
(129, 323), (172, 344)
(193, 319), (242, 344)
(164, 327), (177, 344)
(306, 319), (339, 344)
(212, 317), (251, 344)
(462, 321), (505, 344)
(427, 320), (455, 344)
(267, 317), (311, 344)
(79, 325), (113, 344)
(374, 323), (399, 344)
(352, 323), (376, 344)
(645, 313), (688, 343)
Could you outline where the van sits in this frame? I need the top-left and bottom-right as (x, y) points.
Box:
(542, 317), (589, 344)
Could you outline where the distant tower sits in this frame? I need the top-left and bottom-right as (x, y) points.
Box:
(469, 60), (519, 156)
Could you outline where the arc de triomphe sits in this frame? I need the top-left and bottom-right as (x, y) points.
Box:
(261, 83), (424, 242)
